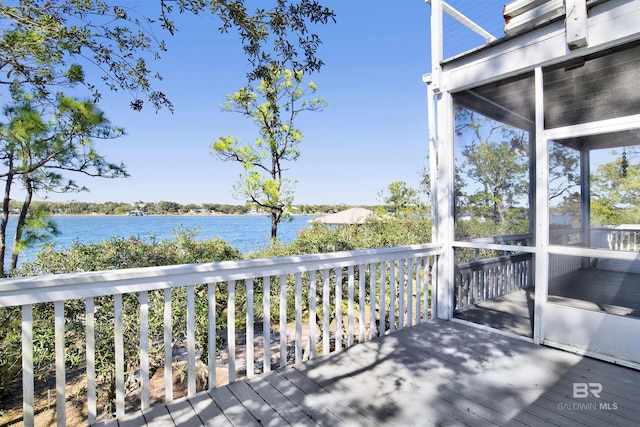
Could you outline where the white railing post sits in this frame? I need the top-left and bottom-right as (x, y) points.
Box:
(380, 262), (386, 335)
(390, 262), (396, 332)
(358, 264), (366, 342)
(322, 269), (330, 355)
(207, 283), (216, 389)
(294, 273), (302, 364)
(399, 259), (405, 329)
(86, 297), (96, 425)
(163, 288), (173, 400)
(187, 285), (196, 395)
(140, 291), (150, 410)
(279, 275), (287, 368)
(54, 301), (65, 427)
(335, 268), (343, 352)
(114, 294), (125, 418)
(227, 281), (236, 383)
(262, 276), (271, 373)
(22, 304), (34, 427)
(246, 279), (255, 378)
(309, 272), (317, 360)
(347, 265), (355, 347)
(369, 263), (376, 339)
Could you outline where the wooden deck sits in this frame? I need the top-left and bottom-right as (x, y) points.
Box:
(100, 320), (640, 426)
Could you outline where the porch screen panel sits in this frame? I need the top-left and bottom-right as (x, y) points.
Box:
(547, 254), (640, 320)
(452, 73), (534, 241)
(543, 41), (640, 129)
(548, 138), (640, 250)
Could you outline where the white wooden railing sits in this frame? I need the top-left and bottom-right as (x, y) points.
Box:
(454, 253), (532, 311)
(0, 244), (440, 426)
(608, 225), (640, 252)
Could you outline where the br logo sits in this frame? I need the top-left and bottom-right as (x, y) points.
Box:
(573, 383), (602, 398)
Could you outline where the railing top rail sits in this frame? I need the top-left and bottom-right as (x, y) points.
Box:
(456, 233), (533, 244)
(0, 244), (442, 307)
(456, 252), (532, 272)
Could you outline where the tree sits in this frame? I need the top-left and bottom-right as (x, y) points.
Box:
(1, 1), (335, 111)
(456, 111), (529, 226)
(0, 91), (126, 275)
(591, 147), (640, 225)
(378, 181), (420, 217)
(212, 66), (326, 242)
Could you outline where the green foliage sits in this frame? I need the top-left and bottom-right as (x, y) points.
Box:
(2, 228), (242, 413)
(213, 65), (327, 241)
(0, 91), (127, 274)
(378, 181), (422, 217)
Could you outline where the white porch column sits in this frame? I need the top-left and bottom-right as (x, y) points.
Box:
(533, 67), (549, 344)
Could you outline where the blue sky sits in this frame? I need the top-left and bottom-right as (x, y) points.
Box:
(36, 1), (507, 207)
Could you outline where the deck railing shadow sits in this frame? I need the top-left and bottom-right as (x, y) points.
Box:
(0, 244), (440, 426)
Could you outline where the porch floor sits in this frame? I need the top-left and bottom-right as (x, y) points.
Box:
(454, 267), (640, 338)
(102, 320), (639, 426)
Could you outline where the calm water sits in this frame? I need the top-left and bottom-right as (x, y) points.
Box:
(6, 214), (317, 266)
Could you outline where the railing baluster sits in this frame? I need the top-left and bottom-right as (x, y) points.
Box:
(227, 281), (236, 383)
(279, 275), (287, 368)
(358, 264), (366, 342)
(207, 283), (216, 389)
(380, 261), (386, 335)
(86, 297), (96, 425)
(421, 258), (428, 322)
(263, 276), (271, 373)
(163, 289), (173, 401)
(294, 273), (302, 364)
(390, 261), (396, 333)
(309, 272), (317, 360)
(415, 258), (421, 325)
(187, 285), (196, 395)
(54, 301), (65, 427)
(347, 265), (354, 347)
(399, 259), (405, 329)
(114, 294), (125, 418)
(322, 269), (330, 355)
(407, 259), (413, 327)
(247, 279), (255, 378)
(22, 304), (34, 427)
(140, 291), (150, 409)
(369, 263), (377, 339)
(335, 267), (343, 352)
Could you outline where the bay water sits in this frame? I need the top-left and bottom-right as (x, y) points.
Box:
(6, 214), (317, 267)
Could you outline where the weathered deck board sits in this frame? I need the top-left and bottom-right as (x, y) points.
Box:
(106, 320), (640, 426)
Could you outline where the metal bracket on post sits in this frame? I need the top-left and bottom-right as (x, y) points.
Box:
(566, 0), (588, 50)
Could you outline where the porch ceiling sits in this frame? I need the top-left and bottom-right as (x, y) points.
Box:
(456, 41), (640, 151)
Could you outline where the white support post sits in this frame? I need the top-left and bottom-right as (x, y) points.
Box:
(436, 91), (455, 320)
(227, 281), (236, 383)
(534, 67), (549, 344)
